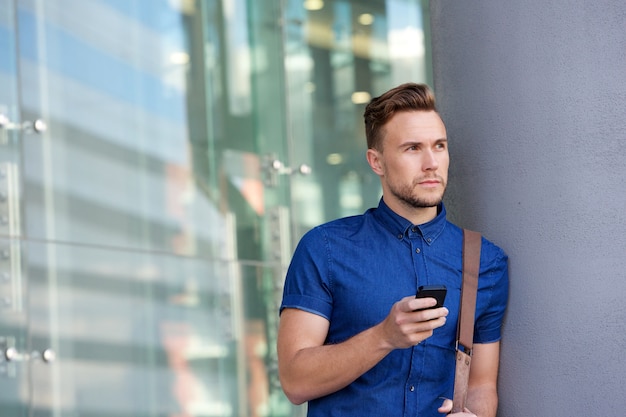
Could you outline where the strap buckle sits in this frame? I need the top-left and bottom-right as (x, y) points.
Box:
(455, 340), (473, 356)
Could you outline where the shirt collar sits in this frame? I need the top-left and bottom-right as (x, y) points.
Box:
(373, 198), (448, 245)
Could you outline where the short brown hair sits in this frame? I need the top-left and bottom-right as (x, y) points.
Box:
(363, 83), (437, 150)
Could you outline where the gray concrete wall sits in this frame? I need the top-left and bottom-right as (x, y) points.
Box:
(429, 1), (626, 415)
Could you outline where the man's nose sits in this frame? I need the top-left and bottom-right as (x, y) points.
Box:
(423, 150), (439, 171)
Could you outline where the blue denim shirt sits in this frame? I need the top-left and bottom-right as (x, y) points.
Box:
(280, 199), (509, 417)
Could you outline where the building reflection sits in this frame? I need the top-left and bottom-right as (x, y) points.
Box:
(0, 0), (432, 416)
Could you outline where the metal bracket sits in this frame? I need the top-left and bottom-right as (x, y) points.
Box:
(0, 114), (47, 133)
(0, 336), (56, 378)
(0, 336), (17, 377)
(0, 113), (47, 146)
(263, 154), (311, 187)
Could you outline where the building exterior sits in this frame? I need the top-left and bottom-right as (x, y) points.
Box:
(0, 1), (432, 416)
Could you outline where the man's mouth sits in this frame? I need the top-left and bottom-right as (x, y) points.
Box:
(417, 178), (441, 187)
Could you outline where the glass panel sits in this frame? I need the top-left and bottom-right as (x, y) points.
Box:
(199, 0), (293, 263)
(239, 263), (301, 417)
(25, 237), (298, 417)
(283, 0), (433, 240)
(13, 1), (298, 416)
(1, 0), (23, 167)
(17, 0), (226, 255)
(0, 237), (29, 417)
(0, 0), (23, 241)
(8, 1), (434, 416)
(28, 239), (242, 417)
(0, 0), (30, 415)
(200, 1), (299, 413)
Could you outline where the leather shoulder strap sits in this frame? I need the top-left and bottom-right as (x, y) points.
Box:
(452, 229), (482, 414)
(458, 229), (481, 350)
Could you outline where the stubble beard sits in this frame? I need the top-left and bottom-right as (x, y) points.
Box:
(389, 176), (447, 209)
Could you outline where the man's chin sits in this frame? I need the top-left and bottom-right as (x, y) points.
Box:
(414, 191), (445, 208)
(403, 197), (443, 209)
(389, 185), (445, 209)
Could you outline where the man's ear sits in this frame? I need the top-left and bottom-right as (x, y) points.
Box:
(366, 148), (384, 176)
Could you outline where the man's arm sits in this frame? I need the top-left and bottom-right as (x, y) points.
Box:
(277, 296), (448, 404)
(438, 341), (501, 417)
(464, 341), (500, 417)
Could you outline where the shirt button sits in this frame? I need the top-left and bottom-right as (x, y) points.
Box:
(427, 238), (432, 243)
(412, 227), (418, 232)
(409, 385), (415, 392)
(415, 248), (421, 254)
(397, 233), (403, 239)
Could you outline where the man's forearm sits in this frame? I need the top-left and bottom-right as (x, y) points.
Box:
(280, 323), (394, 404)
(279, 323), (393, 404)
(465, 384), (498, 417)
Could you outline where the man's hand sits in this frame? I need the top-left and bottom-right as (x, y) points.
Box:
(438, 398), (476, 416)
(378, 295), (448, 350)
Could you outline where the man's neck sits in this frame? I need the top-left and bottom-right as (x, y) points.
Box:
(383, 196), (438, 226)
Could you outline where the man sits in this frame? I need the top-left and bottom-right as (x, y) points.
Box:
(277, 83), (509, 417)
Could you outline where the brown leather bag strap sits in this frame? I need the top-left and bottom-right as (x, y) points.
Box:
(458, 229), (481, 350)
(451, 229), (482, 414)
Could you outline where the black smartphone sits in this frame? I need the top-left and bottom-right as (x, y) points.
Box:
(414, 285), (447, 310)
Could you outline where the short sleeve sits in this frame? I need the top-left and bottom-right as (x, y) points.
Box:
(474, 246), (509, 344)
(279, 227), (333, 320)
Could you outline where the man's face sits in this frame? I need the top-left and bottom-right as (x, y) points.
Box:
(367, 110), (449, 215)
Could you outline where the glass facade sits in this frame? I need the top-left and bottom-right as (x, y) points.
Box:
(0, 0), (432, 416)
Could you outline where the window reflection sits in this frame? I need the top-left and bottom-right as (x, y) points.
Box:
(5, 0), (432, 416)
(284, 0), (432, 234)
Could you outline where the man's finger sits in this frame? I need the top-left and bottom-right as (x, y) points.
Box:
(437, 398), (452, 413)
(410, 296), (438, 311)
